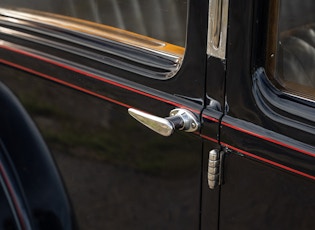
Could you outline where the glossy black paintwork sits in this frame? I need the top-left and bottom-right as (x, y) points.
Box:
(0, 139), (32, 230)
(220, 117), (315, 178)
(220, 153), (315, 230)
(0, 1), (208, 99)
(223, 0), (315, 174)
(253, 69), (315, 139)
(0, 20), (181, 80)
(0, 183), (18, 230)
(224, 0), (315, 142)
(219, 0), (315, 229)
(0, 0), (221, 229)
(200, 142), (221, 230)
(1, 0), (188, 47)
(0, 64), (206, 229)
(205, 57), (226, 109)
(0, 0), (314, 229)
(0, 81), (75, 230)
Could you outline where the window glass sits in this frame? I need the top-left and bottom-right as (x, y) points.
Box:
(0, 0), (188, 47)
(270, 0), (315, 100)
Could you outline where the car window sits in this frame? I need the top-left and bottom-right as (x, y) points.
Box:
(267, 0), (315, 101)
(0, 0), (187, 47)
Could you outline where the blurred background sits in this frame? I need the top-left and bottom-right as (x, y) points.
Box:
(0, 0), (188, 46)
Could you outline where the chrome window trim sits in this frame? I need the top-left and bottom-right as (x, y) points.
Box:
(0, 8), (184, 80)
(207, 0), (229, 59)
(0, 8), (184, 60)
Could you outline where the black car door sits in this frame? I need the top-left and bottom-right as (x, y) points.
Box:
(216, 1), (315, 229)
(0, 1), (224, 229)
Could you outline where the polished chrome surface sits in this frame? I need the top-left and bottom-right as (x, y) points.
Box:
(208, 180), (216, 189)
(207, 0), (229, 59)
(208, 149), (222, 189)
(169, 108), (199, 133)
(208, 166), (219, 175)
(0, 8), (184, 57)
(209, 149), (220, 160)
(128, 108), (200, 137)
(211, 0), (222, 48)
(0, 0), (188, 47)
(208, 174), (219, 181)
(208, 159), (220, 167)
(128, 108), (174, 136)
(0, 8), (185, 80)
(0, 72), (203, 230)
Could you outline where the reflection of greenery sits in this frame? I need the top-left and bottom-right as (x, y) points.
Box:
(23, 99), (69, 119)
(38, 113), (199, 177)
(3, 73), (200, 177)
(40, 121), (200, 177)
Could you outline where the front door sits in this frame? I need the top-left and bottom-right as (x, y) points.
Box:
(0, 0), (224, 229)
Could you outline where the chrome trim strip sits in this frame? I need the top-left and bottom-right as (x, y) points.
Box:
(0, 8), (184, 80)
(0, 8), (184, 58)
(0, 42), (201, 111)
(207, 0), (229, 59)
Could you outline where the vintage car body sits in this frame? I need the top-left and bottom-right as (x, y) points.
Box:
(0, 0), (314, 229)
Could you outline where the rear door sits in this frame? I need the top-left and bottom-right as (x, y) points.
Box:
(217, 0), (315, 229)
(0, 1), (224, 229)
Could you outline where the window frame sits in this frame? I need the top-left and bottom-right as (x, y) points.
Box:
(265, 0), (315, 101)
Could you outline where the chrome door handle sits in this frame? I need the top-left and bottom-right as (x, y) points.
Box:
(128, 108), (200, 136)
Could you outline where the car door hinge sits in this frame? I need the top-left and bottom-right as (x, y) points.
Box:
(208, 149), (224, 189)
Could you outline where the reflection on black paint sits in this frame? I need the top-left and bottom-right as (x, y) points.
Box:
(33, 210), (62, 230)
(0, 183), (18, 230)
(1, 65), (201, 230)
